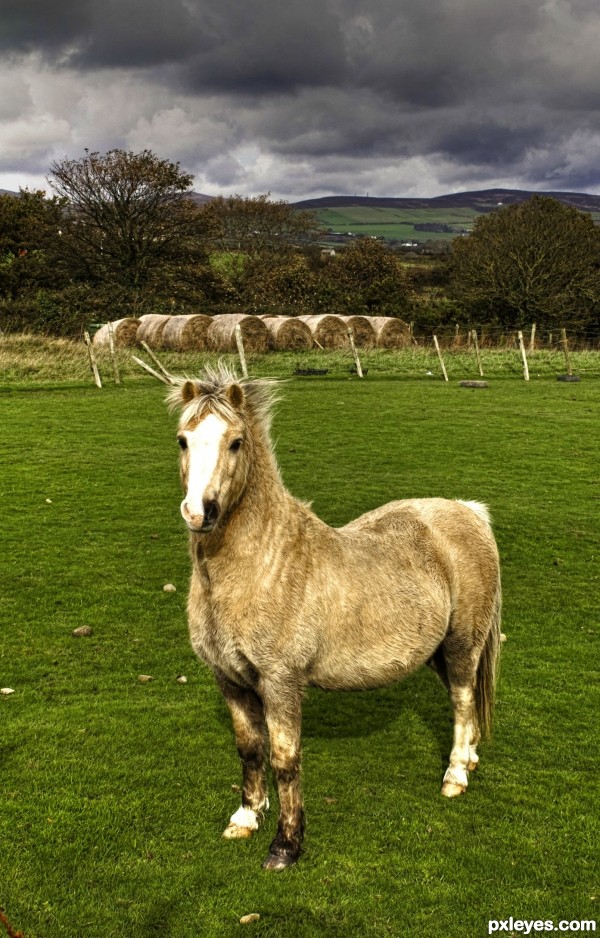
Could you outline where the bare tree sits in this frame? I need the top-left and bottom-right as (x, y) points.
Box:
(201, 194), (318, 287)
(48, 149), (212, 303)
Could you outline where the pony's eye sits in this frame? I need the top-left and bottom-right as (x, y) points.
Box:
(177, 436), (188, 450)
(229, 438), (243, 453)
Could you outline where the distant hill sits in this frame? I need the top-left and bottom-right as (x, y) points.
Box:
(188, 192), (215, 205)
(292, 188), (600, 213)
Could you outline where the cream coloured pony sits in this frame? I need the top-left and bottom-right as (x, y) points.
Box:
(167, 365), (502, 871)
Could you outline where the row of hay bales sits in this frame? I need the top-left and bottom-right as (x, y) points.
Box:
(93, 313), (410, 352)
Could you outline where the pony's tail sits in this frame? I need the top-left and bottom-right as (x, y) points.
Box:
(475, 577), (502, 739)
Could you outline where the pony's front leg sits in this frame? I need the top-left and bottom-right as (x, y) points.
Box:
(216, 674), (269, 839)
(262, 683), (304, 871)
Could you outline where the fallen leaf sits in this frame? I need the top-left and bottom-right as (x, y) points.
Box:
(176, 675), (188, 684)
(1, 688), (15, 695)
(163, 583), (176, 592)
(138, 675), (153, 683)
(240, 914), (260, 925)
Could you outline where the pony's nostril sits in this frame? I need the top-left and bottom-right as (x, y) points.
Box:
(203, 499), (220, 525)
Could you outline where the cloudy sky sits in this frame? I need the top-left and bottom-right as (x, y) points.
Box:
(2, 0), (600, 201)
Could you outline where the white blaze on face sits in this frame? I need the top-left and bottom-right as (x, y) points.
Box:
(181, 413), (228, 526)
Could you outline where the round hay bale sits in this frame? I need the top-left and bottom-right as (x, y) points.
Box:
(297, 315), (349, 349)
(370, 317), (410, 349)
(262, 317), (313, 351)
(161, 314), (212, 351)
(92, 318), (140, 347)
(339, 315), (377, 348)
(137, 314), (172, 348)
(207, 314), (269, 353)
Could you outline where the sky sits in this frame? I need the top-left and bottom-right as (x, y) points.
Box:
(2, 0), (600, 202)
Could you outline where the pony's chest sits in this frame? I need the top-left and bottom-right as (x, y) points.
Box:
(188, 575), (260, 686)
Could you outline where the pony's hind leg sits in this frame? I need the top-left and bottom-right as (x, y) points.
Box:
(442, 682), (477, 797)
(216, 674), (269, 839)
(439, 627), (483, 797)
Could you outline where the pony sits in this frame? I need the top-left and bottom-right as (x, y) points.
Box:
(167, 364), (502, 871)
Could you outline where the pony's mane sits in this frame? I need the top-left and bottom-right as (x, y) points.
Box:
(167, 362), (281, 431)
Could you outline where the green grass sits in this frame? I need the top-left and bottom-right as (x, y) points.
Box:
(2, 333), (600, 391)
(315, 205), (600, 242)
(1, 369), (599, 937)
(315, 206), (485, 241)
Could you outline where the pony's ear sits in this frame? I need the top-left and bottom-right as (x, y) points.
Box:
(226, 383), (245, 410)
(181, 380), (200, 404)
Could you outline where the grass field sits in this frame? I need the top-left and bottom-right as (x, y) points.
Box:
(1, 354), (599, 937)
(315, 206), (482, 242)
(2, 333), (600, 390)
(314, 205), (600, 243)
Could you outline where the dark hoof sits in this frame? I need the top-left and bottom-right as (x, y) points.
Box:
(262, 852), (298, 871)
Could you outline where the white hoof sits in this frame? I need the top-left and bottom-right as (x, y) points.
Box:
(222, 823), (255, 839)
(441, 766), (468, 797)
(222, 803), (263, 839)
(441, 780), (467, 798)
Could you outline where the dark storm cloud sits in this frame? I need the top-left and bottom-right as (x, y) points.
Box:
(2, 0), (600, 195)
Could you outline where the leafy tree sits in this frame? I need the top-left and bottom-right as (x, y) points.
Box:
(451, 196), (600, 332)
(47, 149), (216, 308)
(201, 194), (318, 297)
(326, 238), (412, 316)
(0, 190), (67, 300)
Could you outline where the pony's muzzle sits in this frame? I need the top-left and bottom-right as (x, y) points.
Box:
(181, 498), (221, 533)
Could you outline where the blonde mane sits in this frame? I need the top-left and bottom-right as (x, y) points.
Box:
(167, 362), (281, 431)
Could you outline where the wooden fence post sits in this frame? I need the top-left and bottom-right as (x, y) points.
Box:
(560, 328), (573, 376)
(471, 330), (484, 377)
(235, 323), (249, 379)
(517, 330), (530, 381)
(131, 355), (172, 385)
(139, 340), (174, 383)
(529, 323), (537, 353)
(346, 328), (363, 378)
(433, 335), (449, 382)
(84, 331), (102, 388)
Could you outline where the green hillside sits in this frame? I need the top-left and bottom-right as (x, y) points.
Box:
(315, 206), (484, 241)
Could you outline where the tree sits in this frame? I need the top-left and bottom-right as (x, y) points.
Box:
(451, 196), (600, 332)
(200, 194), (318, 298)
(0, 189), (67, 300)
(47, 149), (216, 307)
(325, 237), (412, 316)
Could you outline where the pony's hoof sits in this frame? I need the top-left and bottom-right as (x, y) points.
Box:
(441, 781), (467, 798)
(261, 852), (297, 871)
(222, 823), (255, 839)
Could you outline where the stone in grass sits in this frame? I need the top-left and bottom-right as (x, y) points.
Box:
(72, 625), (93, 637)
(176, 675), (188, 684)
(1, 688), (15, 695)
(240, 914), (260, 925)
(138, 675), (154, 683)
(163, 583), (177, 592)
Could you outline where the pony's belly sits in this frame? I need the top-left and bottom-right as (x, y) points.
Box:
(308, 645), (432, 691)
